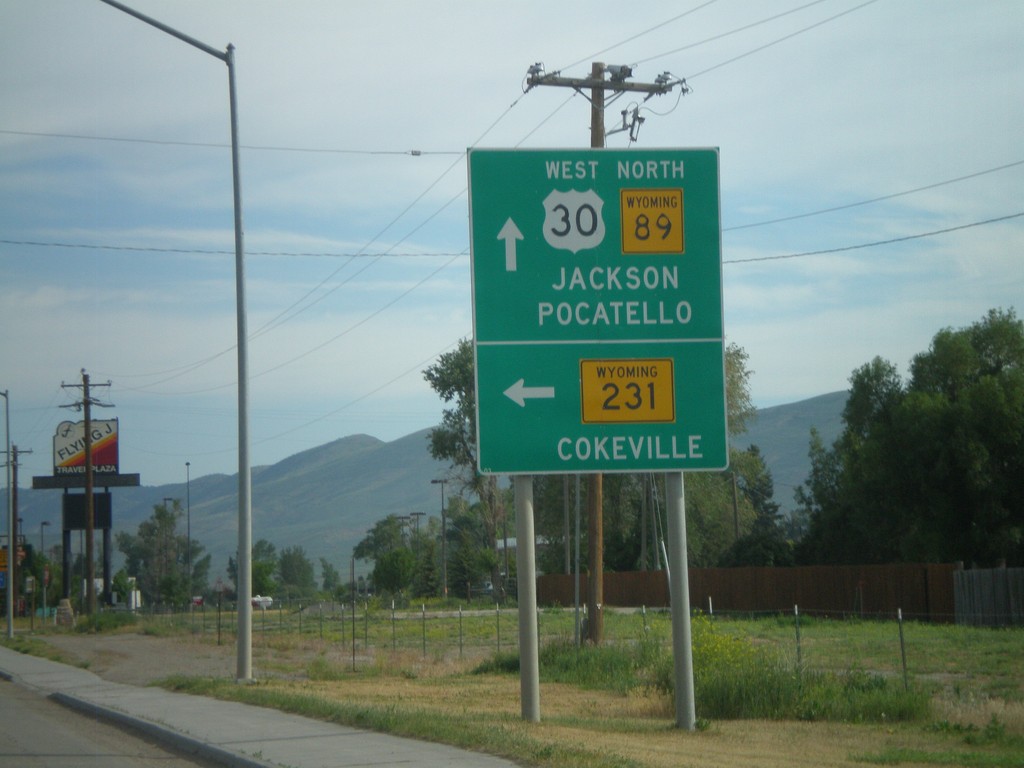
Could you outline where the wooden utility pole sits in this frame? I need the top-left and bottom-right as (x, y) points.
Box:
(587, 62), (606, 645)
(526, 61), (687, 644)
(61, 370), (111, 615)
(9, 445), (31, 615)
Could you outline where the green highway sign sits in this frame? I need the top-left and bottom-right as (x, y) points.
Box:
(469, 148), (727, 474)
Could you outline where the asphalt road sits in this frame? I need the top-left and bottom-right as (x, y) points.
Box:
(0, 678), (219, 768)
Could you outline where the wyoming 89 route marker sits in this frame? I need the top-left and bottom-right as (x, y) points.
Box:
(469, 148), (727, 475)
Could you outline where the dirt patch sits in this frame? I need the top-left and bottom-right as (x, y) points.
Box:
(41, 632), (240, 685)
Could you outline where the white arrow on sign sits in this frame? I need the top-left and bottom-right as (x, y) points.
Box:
(504, 378), (555, 407)
(497, 218), (523, 271)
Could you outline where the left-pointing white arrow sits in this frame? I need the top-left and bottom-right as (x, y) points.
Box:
(504, 378), (556, 407)
(497, 218), (523, 271)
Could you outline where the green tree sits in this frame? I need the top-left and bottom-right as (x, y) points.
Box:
(228, 538), (278, 597)
(373, 548), (415, 594)
(353, 515), (406, 562)
(719, 446), (794, 566)
(112, 568), (133, 605)
(797, 308), (1024, 565)
(320, 558), (342, 594)
(278, 546), (316, 598)
(447, 503), (497, 599)
(423, 339), (503, 588)
(411, 535), (440, 598)
(116, 499), (187, 605)
(423, 338), (476, 475)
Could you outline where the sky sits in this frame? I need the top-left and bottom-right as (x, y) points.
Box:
(1, 0), (1021, 488)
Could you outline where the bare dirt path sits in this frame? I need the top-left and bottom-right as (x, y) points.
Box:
(41, 632), (241, 685)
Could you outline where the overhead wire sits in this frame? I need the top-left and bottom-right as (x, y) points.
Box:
(0, 240), (463, 258)
(95, 98), (522, 441)
(685, 0), (881, 80)
(723, 159), (1024, 231)
(0, 128), (460, 156)
(557, 0), (720, 72)
(6, 159), (1020, 261)
(634, 0), (835, 67)
(724, 211), (1024, 264)
(11, 1), (1010, 453)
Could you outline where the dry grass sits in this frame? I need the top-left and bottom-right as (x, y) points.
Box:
(22, 613), (1024, 768)
(267, 656), (1000, 768)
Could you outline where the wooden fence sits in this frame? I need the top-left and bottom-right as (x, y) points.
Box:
(538, 563), (956, 622)
(953, 567), (1024, 626)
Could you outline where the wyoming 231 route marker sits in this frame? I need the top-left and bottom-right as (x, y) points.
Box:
(469, 148), (727, 475)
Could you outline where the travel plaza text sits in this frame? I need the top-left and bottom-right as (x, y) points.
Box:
(540, 264), (691, 327)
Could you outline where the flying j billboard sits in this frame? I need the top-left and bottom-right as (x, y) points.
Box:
(53, 419), (119, 476)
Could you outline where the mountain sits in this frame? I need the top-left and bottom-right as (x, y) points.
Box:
(735, 391), (847, 514)
(18, 429), (451, 579)
(15, 394), (847, 579)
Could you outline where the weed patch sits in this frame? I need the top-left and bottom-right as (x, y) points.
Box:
(75, 612), (137, 633)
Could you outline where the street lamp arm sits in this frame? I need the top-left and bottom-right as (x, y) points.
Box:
(97, 0), (228, 62)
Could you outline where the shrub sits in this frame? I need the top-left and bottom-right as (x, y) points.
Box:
(539, 639), (647, 694)
(655, 613), (931, 723)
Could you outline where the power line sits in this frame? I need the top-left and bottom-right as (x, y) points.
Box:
(686, 0), (881, 80)
(724, 159), (1024, 231)
(6, 159), (1020, 259)
(636, 0), (833, 66)
(0, 128), (461, 156)
(558, 0), (720, 73)
(724, 211), (1024, 264)
(0, 239), (465, 259)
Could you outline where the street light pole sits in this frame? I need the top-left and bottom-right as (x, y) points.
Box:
(96, 0), (252, 681)
(431, 479), (447, 598)
(40, 521), (50, 623)
(186, 461), (191, 610)
(2, 389), (11, 639)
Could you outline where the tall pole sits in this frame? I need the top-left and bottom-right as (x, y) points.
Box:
(10, 447), (31, 619)
(96, 0), (252, 681)
(227, 43), (253, 681)
(666, 472), (696, 730)
(2, 390), (12, 639)
(40, 521), (49, 624)
(431, 479), (447, 598)
(586, 62), (606, 645)
(82, 372), (97, 615)
(186, 461), (191, 608)
(526, 59), (686, 645)
(60, 370), (108, 615)
(514, 476), (540, 722)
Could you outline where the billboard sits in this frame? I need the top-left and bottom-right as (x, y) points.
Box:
(53, 419), (119, 476)
(62, 492), (114, 530)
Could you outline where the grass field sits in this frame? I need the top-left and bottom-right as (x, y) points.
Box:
(9, 605), (1024, 767)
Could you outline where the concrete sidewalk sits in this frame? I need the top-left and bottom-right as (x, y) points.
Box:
(0, 645), (520, 768)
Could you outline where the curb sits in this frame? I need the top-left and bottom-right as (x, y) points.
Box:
(50, 691), (277, 768)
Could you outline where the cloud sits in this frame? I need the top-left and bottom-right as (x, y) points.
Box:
(2, 0), (1022, 484)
